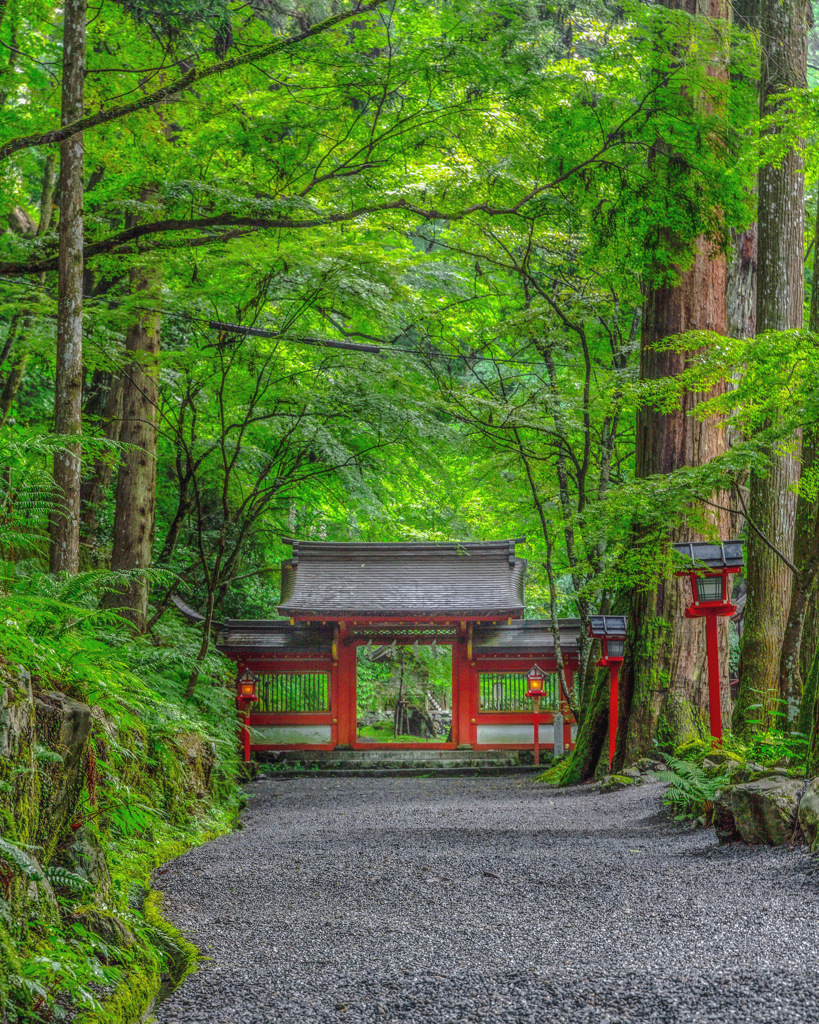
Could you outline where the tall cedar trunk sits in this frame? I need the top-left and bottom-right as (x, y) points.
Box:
(799, 198), (819, 694)
(803, 200), (819, 765)
(0, 155), (57, 427)
(735, 0), (808, 733)
(726, 226), (757, 340)
(777, 198), (819, 719)
(101, 269), (160, 631)
(561, 0), (731, 777)
(616, 240), (730, 766)
(80, 372), (123, 546)
(49, 0), (86, 574)
(1, 159), (57, 426)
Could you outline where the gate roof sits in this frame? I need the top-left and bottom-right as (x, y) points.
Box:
(278, 538), (526, 619)
(216, 620), (333, 656)
(473, 619), (582, 656)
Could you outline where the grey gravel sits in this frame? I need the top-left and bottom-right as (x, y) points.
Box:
(152, 776), (819, 1023)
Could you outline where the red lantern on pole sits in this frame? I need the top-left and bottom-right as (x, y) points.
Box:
(237, 667), (259, 703)
(526, 664), (546, 699)
(672, 541), (743, 744)
(590, 616), (628, 767)
(526, 665), (546, 765)
(237, 667), (258, 764)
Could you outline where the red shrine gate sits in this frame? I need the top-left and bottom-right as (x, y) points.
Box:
(215, 539), (624, 761)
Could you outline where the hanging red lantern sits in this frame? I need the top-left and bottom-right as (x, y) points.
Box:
(237, 667), (259, 703)
(526, 664), (546, 699)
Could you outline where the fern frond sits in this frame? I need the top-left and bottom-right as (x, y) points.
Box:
(0, 837), (43, 880)
(44, 866), (92, 892)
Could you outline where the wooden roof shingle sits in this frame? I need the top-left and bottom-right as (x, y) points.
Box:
(277, 538), (527, 618)
(472, 619), (581, 656)
(215, 620), (334, 656)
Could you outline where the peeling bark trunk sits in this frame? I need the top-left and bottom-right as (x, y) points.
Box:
(101, 268), (160, 632)
(49, 0), (87, 575)
(617, 239), (731, 765)
(726, 226), (757, 340)
(801, 200), (819, 763)
(80, 373), (123, 545)
(1, 155), (57, 428)
(736, 0), (808, 733)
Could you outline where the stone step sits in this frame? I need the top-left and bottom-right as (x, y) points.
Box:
(269, 748), (523, 763)
(257, 747), (550, 777)
(263, 764), (545, 779)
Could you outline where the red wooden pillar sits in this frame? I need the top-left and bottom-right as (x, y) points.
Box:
(242, 708), (251, 762)
(453, 627), (475, 747)
(336, 626), (357, 747)
(562, 665), (574, 750)
(608, 663), (619, 767)
(704, 612), (722, 743)
(235, 660), (249, 761)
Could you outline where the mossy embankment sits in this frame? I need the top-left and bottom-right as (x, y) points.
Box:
(0, 572), (243, 1023)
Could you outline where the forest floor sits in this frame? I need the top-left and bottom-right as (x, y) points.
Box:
(152, 776), (819, 1024)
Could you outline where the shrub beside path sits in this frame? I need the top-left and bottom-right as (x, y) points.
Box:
(153, 776), (819, 1024)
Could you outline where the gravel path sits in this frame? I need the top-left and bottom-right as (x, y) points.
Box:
(152, 776), (819, 1024)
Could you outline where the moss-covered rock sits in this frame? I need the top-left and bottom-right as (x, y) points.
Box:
(0, 663), (39, 844)
(730, 777), (805, 845)
(143, 889), (198, 984)
(73, 962), (161, 1024)
(34, 690), (92, 860)
(673, 738), (710, 762)
(62, 825), (112, 898)
(174, 730), (216, 801)
(72, 906), (137, 949)
(713, 787), (741, 843)
(798, 778), (819, 851)
(600, 774), (641, 792)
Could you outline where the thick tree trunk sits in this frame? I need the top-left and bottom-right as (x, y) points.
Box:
(735, 0), (808, 733)
(726, 226), (756, 340)
(0, 155), (57, 429)
(49, 0), (87, 575)
(615, 238), (730, 766)
(561, 0), (731, 777)
(778, 199), (819, 719)
(801, 201), (819, 763)
(80, 372), (123, 545)
(101, 269), (160, 631)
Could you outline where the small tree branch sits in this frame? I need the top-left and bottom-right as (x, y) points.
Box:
(0, 1), (389, 162)
(699, 495), (798, 574)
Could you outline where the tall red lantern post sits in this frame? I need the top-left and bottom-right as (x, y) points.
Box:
(589, 616), (627, 767)
(672, 541), (743, 744)
(236, 667), (259, 762)
(526, 665), (546, 765)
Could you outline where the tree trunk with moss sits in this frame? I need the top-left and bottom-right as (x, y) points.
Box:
(615, 240), (731, 767)
(560, 0), (731, 779)
(49, 0), (87, 575)
(101, 268), (160, 632)
(735, 0), (808, 734)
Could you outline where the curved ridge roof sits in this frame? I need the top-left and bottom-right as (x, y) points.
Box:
(277, 538), (527, 619)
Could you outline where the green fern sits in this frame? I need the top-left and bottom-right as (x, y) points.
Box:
(0, 837), (43, 881)
(651, 754), (731, 826)
(43, 866), (92, 893)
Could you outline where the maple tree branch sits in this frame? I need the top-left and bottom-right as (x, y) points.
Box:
(0, 1), (388, 162)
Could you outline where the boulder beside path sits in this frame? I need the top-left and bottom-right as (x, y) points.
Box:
(714, 776), (810, 846)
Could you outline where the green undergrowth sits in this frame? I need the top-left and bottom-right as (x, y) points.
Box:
(0, 565), (243, 1023)
(356, 721), (442, 743)
(656, 726), (809, 826)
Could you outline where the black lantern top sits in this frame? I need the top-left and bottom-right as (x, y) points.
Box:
(526, 664), (546, 698)
(671, 541), (744, 570)
(672, 540), (743, 611)
(589, 615), (627, 638)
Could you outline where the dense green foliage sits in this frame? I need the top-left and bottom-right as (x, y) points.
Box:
(1, 0), (819, 1018)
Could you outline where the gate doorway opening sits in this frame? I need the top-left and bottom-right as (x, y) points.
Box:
(356, 642), (453, 745)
